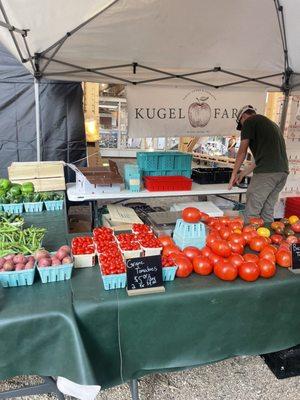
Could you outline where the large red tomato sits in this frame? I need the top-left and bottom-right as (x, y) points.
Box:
(249, 236), (267, 252)
(211, 240), (232, 258)
(291, 221), (300, 233)
(244, 253), (259, 263)
(183, 246), (202, 261)
(193, 256), (213, 275)
(206, 232), (221, 248)
(200, 213), (210, 223)
(228, 221), (243, 231)
(158, 236), (174, 247)
(228, 233), (246, 247)
(286, 235), (298, 245)
(182, 207), (202, 223)
(258, 259), (276, 278)
(162, 245), (182, 257)
(201, 246), (213, 258)
(270, 234), (283, 245)
(242, 231), (254, 244)
(219, 216), (230, 225)
(243, 225), (256, 233)
(263, 244), (278, 254)
(228, 254), (244, 268)
(239, 262), (260, 282)
(209, 253), (223, 266)
(174, 256), (193, 278)
(219, 227), (231, 240)
(228, 241), (244, 255)
(276, 250), (291, 268)
(249, 217), (264, 227)
(214, 260), (238, 281)
(259, 249), (276, 263)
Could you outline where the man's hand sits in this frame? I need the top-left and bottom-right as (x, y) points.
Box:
(228, 171), (238, 190)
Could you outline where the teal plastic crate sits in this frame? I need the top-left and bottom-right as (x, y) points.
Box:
(137, 151), (192, 177)
(24, 201), (43, 212)
(101, 272), (127, 290)
(38, 263), (73, 283)
(44, 200), (64, 211)
(2, 203), (23, 214)
(0, 268), (35, 288)
(162, 266), (177, 281)
(173, 219), (207, 250)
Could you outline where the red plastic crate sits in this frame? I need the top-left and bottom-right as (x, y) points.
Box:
(285, 197), (300, 217)
(144, 176), (193, 191)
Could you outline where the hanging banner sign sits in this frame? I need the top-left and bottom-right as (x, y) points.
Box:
(127, 85), (266, 138)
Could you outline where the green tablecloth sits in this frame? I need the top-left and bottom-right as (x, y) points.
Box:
(1, 211), (300, 388)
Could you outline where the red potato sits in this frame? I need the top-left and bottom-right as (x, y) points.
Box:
(25, 261), (34, 269)
(38, 258), (52, 268)
(35, 250), (50, 261)
(58, 245), (71, 254)
(55, 249), (69, 261)
(3, 260), (14, 271)
(15, 263), (25, 271)
(62, 256), (72, 264)
(13, 254), (27, 265)
(51, 257), (61, 266)
(27, 256), (35, 263)
(4, 254), (14, 261)
(0, 258), (5, 268)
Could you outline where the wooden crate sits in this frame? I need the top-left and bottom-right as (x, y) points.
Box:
(8, 161), (64, 180)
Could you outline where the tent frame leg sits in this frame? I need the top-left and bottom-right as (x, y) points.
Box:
(34, 77), (41, 161)
(0, 376), (64, 400)
(280, 90), (290, 133)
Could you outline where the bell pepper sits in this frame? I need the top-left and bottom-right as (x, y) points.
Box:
(21, 182), (34, 194)
(0, 188), (6, 197)
(0, 178), (11, 191)
(9, 184), (22, 197)
(23, 193), (34, 203)
(33, 192), (41, 202)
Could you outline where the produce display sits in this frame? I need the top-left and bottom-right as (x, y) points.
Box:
(0, 178), (63, 212)
(158, 209), (298, 282)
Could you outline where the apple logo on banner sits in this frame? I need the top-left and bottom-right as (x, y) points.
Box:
(188, 96), (211, 128)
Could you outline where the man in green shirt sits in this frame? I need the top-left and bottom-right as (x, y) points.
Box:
(228, 105), (289, 223)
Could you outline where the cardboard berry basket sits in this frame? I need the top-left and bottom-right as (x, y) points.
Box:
(140, 245), (162, 257)
(0, 267), (35, 288)
(100, 269), (127, 290)
(37, 253), (73, 283)
(162, 266), (177, 282)
(120, 248), (143, 259)
(73, 253), (96, 268)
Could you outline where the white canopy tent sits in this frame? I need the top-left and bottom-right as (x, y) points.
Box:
(0, 0), (299, 158)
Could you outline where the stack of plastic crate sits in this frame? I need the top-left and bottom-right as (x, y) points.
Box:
(124, 164), (141, 192)
(173, 219), (207, 250)
(137, 151), (192, 177)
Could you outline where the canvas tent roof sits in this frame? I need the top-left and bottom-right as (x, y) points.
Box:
(0, 0), (299, 91)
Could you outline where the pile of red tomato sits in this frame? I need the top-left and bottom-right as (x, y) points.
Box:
(93, 227), (126, 275)
(71, 236), (95, 255)
(116, 233), (141, 251)
(158, 211), (295, 282)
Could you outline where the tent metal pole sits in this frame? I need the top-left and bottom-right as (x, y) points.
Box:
(34, 78), (41, 161)
(280, 90), (290, 133)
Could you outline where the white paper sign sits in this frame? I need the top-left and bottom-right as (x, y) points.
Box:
(127, 86), (266, 138)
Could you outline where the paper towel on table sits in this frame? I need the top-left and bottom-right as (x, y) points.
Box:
(57, 377), (100, 400)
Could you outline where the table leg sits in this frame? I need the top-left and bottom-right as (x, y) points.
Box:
(91, 200), (98, 229)
(129, 379), (139, 400)
(0, 376), (64, 400)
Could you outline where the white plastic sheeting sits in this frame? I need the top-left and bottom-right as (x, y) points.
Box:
(0, 0), (299, 88)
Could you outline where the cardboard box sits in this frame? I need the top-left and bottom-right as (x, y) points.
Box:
(102, 214), (133, 232)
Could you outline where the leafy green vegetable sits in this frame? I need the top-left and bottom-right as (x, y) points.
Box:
(0, 225), (46, 256)
(21, 182), (34, 194)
